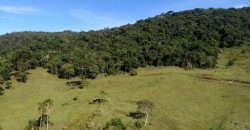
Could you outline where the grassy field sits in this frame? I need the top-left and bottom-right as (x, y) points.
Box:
(0, 48), (250, 130)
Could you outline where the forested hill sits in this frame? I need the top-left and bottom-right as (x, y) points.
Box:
(0, 7), (250, 82)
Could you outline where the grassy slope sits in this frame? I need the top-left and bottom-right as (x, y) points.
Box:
(0, 47), (250, 130)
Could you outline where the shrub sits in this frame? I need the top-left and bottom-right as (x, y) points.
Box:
(128, 111), (146, 119)
(59, 63), (75, 79)
(0, 67), (11, 81)
(86, 121), (95, 129)
(5, 81), (12, 89)
(24, 119), (39, 130)
(89, 98), (108, 105)
(227, 58), (236, 67)
(129, 69), (138, 76)
(73, 97), (78, 101)
(0, 85), (4, 95)
(16, 72), (27, 82)
(0, 77), (4, 85)
(103, 118), (126, 130)
(134, 121), (143, 129)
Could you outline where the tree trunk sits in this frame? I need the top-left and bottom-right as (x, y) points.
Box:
(47, 115), (49, 130)
(39, 114), (43, 130)
(144, 112), (148, 127)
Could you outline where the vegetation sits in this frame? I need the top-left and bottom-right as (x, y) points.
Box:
(0, 7), (249, 83)
(0, 7), (250, 130)
(38, 98), (53, 130)
(136, 100), (154, 127)
(103, 118), (126, 130)
(0, 53), (250, 129)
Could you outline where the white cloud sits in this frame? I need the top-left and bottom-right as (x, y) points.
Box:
(233, 4), (248, 8)
(70, 9), (127, 27)
(0, 16), (23, 22)
(0, 6), (40, 14)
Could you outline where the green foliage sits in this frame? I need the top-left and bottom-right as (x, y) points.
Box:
(227, 58), (236, 67)
(129, 69), (138, 76)
(16, 71), (28, 83)
(4, 81), (12, 89)
(0, 77), (4, 85)
(24, 119), (39, 130)
(0, 8), (249, 82)
(0, 67), (10, 81)
(38, 99), (53, 129)
(0, 84), (4, 95)
(103, 118), (126, 130)
(38, 98), (53, 115)
(1, 66), (250, 129)
(59, 63), (75, 79)
(133, 121), (143, 129)
(136, 100), (154, 112)
(128, 111), (146, 119)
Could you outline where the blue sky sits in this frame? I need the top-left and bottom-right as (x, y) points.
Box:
(0, 0), (249, 35)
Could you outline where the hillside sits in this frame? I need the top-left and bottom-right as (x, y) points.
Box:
(0, 7), (250, 130)
(0, 8), (250, 83)
(0, 47), (250, 130)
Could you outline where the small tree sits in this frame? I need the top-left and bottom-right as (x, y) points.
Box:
(38, 99), (53, 130)
(136, 100), (154, 127)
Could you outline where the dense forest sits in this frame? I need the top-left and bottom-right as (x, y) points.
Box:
(0, 7), (250, 86)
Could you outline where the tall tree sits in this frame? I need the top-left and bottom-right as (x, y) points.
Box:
(38, 99), (53, 130)
(136, 100), (154, 127)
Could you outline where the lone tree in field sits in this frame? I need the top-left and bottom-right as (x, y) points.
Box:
(136, 100), (154, 127)
(38, 98), (53, 130)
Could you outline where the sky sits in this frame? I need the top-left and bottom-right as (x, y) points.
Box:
(0, 0), (250, 35)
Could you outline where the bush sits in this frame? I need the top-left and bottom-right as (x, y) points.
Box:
(59, 63), (75, 79)
(103, 118), (126, 130)
(0, 85), (4, 95)
(129, 69), (138, 76)
(134, 121), (143, 129)
(0, 67), (11, 81)
(128, 111), (146, 119)
(16, 72), (27, 83)
(86, 121), (95, 129)
(5, 81), (12, 89)
(24, 119), (39, 130)
(227, 58), (236, 67)
(0, 77), (4, 84)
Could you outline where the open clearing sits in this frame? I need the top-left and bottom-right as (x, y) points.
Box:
(0, 48), (250, 130)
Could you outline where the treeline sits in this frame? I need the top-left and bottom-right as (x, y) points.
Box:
(0, 7), (250, 83)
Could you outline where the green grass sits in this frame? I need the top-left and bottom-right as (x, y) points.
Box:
(1, 48), (250, 130)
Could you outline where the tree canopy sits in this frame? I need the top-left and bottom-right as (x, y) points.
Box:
(0, 7), (249, 81)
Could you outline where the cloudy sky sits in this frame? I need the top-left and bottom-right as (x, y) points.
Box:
(0, 0), (249, 34)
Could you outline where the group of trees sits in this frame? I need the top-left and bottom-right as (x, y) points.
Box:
(0, 7), (249, 82)
(0, 57), (11, 95)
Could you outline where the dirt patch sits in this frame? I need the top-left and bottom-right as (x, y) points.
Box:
(197, 74), (250, 86)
